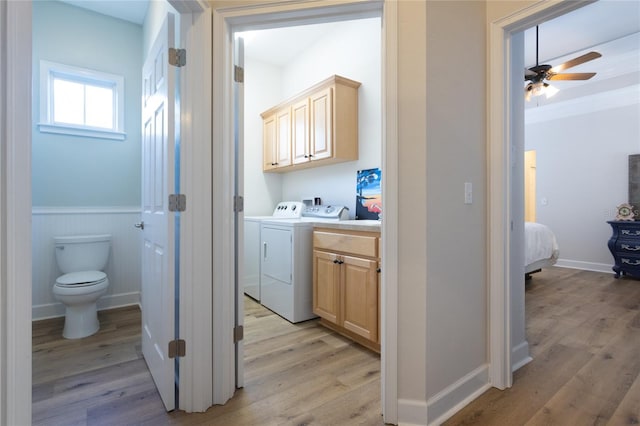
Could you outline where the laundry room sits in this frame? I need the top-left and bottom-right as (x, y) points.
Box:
(242, 17), (382, 217)
(240, 16), (384, 356)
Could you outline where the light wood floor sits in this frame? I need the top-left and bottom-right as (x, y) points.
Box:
(34, 267), (640, 425)
(446, 266), (640, 425)
(32, 298), (383, 425)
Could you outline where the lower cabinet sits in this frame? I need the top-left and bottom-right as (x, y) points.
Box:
(313, 228), (380, 352)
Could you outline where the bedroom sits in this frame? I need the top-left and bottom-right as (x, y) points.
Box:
(522, 0), (640, 279)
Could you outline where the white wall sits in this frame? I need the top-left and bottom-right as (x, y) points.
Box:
(526, 99), (640, 271)
(243, 56), (283, 216)
(32, 209), (142, 320)
(243, 18), (381, 217)
(423, 1), (488, 421)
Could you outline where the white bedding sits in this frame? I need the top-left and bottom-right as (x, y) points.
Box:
(525, 222), (559, 273)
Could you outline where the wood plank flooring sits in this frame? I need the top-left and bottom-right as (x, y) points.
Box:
(32, 298), (383, 425)
(445, 266), (640, 426)
(34, 267), (640, 425)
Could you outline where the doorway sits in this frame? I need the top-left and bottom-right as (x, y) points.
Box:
(234, 8), (383, 393)
(487, 0), (598, 388)
(524, 150), (536, 223)
(30, 0), (164, 419)
(210, 0), (396, 421)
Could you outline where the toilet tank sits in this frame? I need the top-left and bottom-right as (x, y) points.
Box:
(54, 234), (111, 274)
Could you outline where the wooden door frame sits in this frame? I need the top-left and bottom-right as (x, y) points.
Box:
(210, 0), (398, 422)
(0, 1), (213, 422)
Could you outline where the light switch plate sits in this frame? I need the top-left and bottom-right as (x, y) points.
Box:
(464, 182), (473, 204)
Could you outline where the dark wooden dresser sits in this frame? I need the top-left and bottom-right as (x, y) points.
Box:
(607, 220), (640, 278)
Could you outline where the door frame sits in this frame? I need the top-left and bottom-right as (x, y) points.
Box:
(0, 2), (32, 424)
(210, 0), (398, 421)
(487, 0), (594, 389)
(0, 0), (213, 422)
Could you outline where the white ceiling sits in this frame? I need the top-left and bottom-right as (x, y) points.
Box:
(238, 21), (346, 67)
(59, 0), (149, 25)
(524, 0), (640, 67)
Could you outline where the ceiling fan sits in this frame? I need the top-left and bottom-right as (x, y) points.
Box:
(524, 25), (602, 101)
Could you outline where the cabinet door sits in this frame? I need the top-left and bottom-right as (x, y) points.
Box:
(341, 255), (378, 342)
(292, 99), (310, 165)
(313, 250), (340, 324)
(262, 114), (277, 171)
(310, 87), (333, 161)
(275, 108), (292, 168)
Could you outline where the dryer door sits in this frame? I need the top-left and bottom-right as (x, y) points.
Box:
(260, 224), (294, 321)
(261, 224), (292, 284)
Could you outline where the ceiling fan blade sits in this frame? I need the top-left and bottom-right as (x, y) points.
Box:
(550, 51), (602, 73)
(548, 72), (597, 81)
(525, 68), (537, 77)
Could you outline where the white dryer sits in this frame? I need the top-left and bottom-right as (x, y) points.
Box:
(243, 201), (304, 301)
(260, 218), (315, 323)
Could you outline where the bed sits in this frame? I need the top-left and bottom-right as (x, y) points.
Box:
(525, 222), (560, 279)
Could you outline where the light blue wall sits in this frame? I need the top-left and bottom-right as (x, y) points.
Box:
(32, 1), (142, 207)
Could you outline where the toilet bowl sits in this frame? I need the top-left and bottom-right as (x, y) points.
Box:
(53, 234), (111, 339)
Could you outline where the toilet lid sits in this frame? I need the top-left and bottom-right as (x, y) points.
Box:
(56, 271), (106, 287)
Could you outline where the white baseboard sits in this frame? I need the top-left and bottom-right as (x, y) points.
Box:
(427, 364), (490, 425)
(32, 291), (141, 321)
(555, 259), (613, 274)
(511, 340), (532, 372)
(398, 398), (428, 426)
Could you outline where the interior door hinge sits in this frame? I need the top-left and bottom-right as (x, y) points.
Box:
(233, 325), (244, 343)
(169, 48), (186, 67)
(168, 339), (186, 358)
(234, 65), (244, 83)
(169, 194), (186, 212)
(234, 195), (244, 213)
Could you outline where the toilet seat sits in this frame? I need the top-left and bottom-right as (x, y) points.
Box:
(55, 271), (107, 288)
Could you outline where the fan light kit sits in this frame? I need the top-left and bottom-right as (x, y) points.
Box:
(524, 25), (601, 101)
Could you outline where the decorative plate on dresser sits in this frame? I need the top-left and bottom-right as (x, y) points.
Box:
(607, 220), (640, 278)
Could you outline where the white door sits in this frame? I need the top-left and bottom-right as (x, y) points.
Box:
(141, 14), (177, 411)
(234, 35), (245, 389)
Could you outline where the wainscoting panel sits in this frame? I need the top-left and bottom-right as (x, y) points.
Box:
(32, 207), (142, 320)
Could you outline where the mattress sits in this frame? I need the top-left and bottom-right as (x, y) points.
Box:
(525, 222), (559, 273)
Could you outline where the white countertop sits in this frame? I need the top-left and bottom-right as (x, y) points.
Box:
(311, 219), (381, 232)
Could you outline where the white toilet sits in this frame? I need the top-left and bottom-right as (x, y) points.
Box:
(53, 234), (111, 339)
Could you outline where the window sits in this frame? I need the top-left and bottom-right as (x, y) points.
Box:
(39, 60), (126, 140)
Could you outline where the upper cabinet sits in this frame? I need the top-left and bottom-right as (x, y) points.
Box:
(260, 75), (361, 173)
(263, 108), (292, 171)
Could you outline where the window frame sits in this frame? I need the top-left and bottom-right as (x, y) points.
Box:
(38, 60), (126, 140)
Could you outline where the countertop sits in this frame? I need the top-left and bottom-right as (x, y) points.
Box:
(312, 220), (381, 233)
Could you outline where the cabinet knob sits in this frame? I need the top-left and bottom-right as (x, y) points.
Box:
(304, 155), (309, 158)
(376, 268), (381, 273)
(333, 259), (339, 264)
